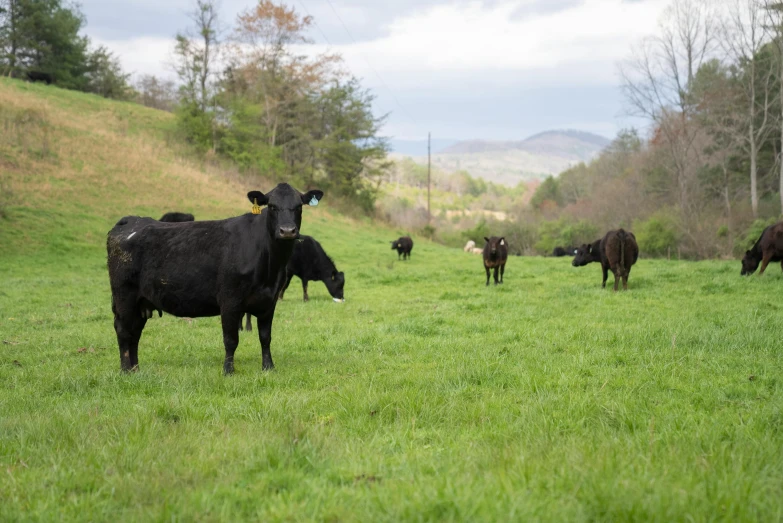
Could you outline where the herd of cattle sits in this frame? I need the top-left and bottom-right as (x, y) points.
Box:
(106, 183), (783, 374)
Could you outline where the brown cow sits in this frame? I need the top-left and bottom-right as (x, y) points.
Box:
(483, 236), (508, 286)
(572, 229), (638, 291)
(741, 222), (783, 275)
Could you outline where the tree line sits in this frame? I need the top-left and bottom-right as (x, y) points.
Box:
(524, 0), (783, 259)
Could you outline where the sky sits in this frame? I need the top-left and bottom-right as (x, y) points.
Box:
(80, 0), (671, 143)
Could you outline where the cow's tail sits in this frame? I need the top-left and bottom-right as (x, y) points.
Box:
(618, 229), (627, 277)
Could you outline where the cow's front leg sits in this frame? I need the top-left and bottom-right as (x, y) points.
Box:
(499, 264), (505, 284)
(759, 254), (772, 275)
(493, 266), (499, 285)
(302, 280), (309, 302)
(485, 266), (491, 286)
(220, 312), (242, 375)
(601, 264), (609, 288)
(244, 313), (253, 332)
(257, 311), (275, 370)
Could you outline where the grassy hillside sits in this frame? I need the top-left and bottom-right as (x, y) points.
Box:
(1, 80), (783, 521)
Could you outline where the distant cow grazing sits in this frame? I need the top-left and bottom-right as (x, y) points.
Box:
(464, 240), (476, 252)
(391, 236), (413, 260)
(106, 183), (323, 374)
(741, 222), (783, 275)
(553, 246), (576, 257)
(279, 236), (345, 302)
(26, 71), (53, 84)
(483, 236), (508, 286)
(159, 212), (195, 223)
(572, 229), (638, 290)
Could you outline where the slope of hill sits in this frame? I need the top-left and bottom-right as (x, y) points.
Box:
(0, 78), (396, 257)
(404, 130), (610, 186)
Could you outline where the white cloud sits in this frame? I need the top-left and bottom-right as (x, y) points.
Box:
(92, 36), (177, 81)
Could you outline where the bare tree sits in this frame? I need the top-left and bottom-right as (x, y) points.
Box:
(135, 74), (178, 111)
(763, 0), (783, 213)
(172, 0), (221, 111)
(619, 0), (718, 227)
(722, 0), (777, 218)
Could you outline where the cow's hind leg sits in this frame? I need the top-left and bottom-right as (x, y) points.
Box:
(601, 265), (609, 288)
(257, 310), (275, 370)
(623, 266), (631, 291)
(612, 268), (620, 292)
(112, 298), (146, 372)
(220, 311), (242, 375)
(244, 313), (253, 332)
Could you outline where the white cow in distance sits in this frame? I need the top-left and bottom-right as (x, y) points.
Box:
(464, 240), (476, 252)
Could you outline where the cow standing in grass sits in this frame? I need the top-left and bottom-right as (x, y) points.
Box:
(279, 236), (345, 303)
(741, 223), (783, 276)
(391, 236), (413, 260)
(483, 236), (507, 286)
(572, 229), (638, 290)
(107, 183), (323, 374)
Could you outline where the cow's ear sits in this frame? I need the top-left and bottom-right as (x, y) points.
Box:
(587, 244), (592, 253)
(302, 190), (324, 206)
(484, 237), (490, 243)
(247, 191), (268, 206)
(331, 271), (336, 281)
(745, 250), (751, 256)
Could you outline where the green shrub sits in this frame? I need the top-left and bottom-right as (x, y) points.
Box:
(634, 214), (679, 257)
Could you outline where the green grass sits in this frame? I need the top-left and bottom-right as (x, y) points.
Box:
(2, 245), (783, 521)
(1, 76), (783, 522)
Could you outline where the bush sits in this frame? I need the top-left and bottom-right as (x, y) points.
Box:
(635, 213), (679, 257)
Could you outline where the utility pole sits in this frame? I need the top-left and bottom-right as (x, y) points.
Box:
(427, 132), (431, 224)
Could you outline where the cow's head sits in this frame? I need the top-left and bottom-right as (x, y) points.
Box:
(484, 236), (505, 255)
(391, 241), (399, 250)
(572, 243), (595, 267)
(248, 184), (323, 240)
(325, 270), (346, 301)
(740, 250), (760, 275)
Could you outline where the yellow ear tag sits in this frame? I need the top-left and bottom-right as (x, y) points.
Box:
(251, 198), (261, 215)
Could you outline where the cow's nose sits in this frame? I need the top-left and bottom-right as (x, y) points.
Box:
(279, 226), (297, 238)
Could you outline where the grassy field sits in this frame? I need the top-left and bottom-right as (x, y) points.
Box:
(1, 79), (783, 521)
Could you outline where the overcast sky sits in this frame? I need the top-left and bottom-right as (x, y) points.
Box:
(81, 0), (670, 142)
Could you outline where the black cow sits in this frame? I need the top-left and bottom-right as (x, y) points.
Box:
(26, 71), (53, 84)
(279, 236), (345, 302)
(483, 236), (508, 286)
(553, 246), (576, 257)
(572, 229), (638, 290)
(741, 222), (783, 275)
(106, 183), (323, 374)
(159, 212), (195, 223)
(391, 236), (413, 260)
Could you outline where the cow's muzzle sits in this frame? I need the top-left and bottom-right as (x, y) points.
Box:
(277, 226), (298, 239)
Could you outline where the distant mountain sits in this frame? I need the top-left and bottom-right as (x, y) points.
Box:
(389, 138), (459, 157)
(400, 130), (611, 186)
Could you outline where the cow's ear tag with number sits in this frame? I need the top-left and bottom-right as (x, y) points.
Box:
(251, 198), (261, 215)
(309, 196), (319, 206)
(500, 239), (505, 246)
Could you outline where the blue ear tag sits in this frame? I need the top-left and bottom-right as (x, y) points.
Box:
(309, 196), (319, 206)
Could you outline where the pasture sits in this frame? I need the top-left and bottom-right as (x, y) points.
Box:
(2, 243), (783, 521)
(1, 77), (782, 521)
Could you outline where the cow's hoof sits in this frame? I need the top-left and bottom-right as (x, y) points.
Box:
(262, 361), (275, 371)
(223, 363), (235, 375)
